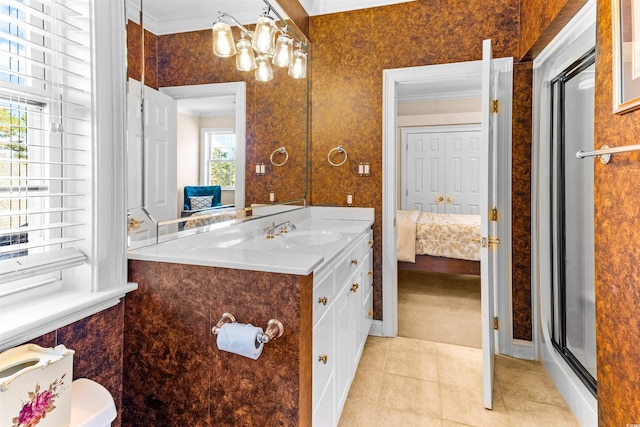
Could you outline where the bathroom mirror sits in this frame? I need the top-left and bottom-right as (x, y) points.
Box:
(126, 0), (309, 246)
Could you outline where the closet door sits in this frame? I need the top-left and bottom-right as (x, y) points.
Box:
(403, 132), (446, 212)
(445, 131), (481, 214)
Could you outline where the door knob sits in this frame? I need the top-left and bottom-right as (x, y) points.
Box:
(437, 196), (444, 202)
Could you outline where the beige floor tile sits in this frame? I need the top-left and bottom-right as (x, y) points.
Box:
(503, 397), (580, 427)
(385, 337), (439, 381)
(496, 366), (567, 408)
(338, 400), (378, 427)
(440, 383), (511, 427)
(377, 373), (441, 418)
(345, 365), (384, 404)
(436, 343), (483, 390)
(376, 408), (443, 427)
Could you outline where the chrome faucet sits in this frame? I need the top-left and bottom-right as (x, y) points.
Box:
(275, 220), (296, 234)
(264, 220), (297, 238)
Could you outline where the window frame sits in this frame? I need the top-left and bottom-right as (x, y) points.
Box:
(0, 0), (135, 351)
(200, 127), (236, 190)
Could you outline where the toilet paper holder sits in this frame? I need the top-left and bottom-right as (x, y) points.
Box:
(211, 312), (284, 343)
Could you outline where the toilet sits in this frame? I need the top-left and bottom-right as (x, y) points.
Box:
(0, 344), (116, 427)
(70, 378), (117, 427)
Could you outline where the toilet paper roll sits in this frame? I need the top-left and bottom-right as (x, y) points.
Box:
(216, 323), (264, 360)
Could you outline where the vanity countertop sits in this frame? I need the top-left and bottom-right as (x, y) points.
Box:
(127, 207), (374, 275)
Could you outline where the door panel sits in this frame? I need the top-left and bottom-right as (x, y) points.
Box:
(480, 38), (497, 410)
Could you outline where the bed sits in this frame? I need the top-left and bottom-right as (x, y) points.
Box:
(397, 210), (481, 275)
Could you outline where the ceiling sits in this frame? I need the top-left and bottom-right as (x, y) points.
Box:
(127, 0), (416, 35)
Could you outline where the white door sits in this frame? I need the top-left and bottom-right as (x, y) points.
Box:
(402, 128), (480, 214)
(403, 131), (446, 212)
(446, 131), (481, 214)
(480, 39), (498, 410)
(144, 84), (177, 223)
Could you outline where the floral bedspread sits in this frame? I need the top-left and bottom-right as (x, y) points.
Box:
(414, 212), (481, 261)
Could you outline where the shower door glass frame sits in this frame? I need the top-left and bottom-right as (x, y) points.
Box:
(549, 47), (597, 397)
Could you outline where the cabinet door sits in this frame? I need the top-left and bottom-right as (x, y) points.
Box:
(313, 308), (335, 425)
(334, 284), (352, 410)
(349, 273), (363, 372)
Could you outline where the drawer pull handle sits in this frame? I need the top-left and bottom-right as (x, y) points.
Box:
(318, 296), (328, 305)
(351, 259), (358, 265)
(351, 283), (359, 293)
(319, 354), (328, 364)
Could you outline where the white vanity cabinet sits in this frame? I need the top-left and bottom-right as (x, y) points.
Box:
(312, 228), (374, 426)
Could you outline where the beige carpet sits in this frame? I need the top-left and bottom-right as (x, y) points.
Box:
(398, 270), (482, 348)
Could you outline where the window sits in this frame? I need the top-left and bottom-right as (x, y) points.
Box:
(0, 0), (92, 294)
(202, 129), (236, 189)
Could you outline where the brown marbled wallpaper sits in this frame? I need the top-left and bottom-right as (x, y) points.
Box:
(127, 20), (159, 90)
(27, 304), (125, 427)
(124, 260), (313, 426)
(594, 0), (640, 423)
(519, 0), (588, 61)
(309, 0), (533, 339)
(511, 61), (533, 341)
(277, 0), (310, 39)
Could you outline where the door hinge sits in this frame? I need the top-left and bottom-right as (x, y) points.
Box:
(493, 317), (499, 330)
(491, 99), (499, 113)
(491, 207), (498, 221)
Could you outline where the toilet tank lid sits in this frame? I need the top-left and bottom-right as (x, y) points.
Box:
(70, 378), (117, 426)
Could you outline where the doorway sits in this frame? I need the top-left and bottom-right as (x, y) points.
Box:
(380, 59), (513, 354)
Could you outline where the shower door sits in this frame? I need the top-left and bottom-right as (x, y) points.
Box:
(549, 48), (597, 396)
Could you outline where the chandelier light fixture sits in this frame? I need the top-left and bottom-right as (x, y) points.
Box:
(212, 8), (307, 82)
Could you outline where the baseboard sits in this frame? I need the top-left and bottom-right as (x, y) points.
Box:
(369, 320), (385, 337)
(512, 339), (535, 360)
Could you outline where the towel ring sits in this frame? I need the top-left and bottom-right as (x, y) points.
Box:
(270, 146), (289, 167)
(328, 146), (348, 167)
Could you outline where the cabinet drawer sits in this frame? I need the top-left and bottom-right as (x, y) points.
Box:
(334, 240), (364, 285)
(313, 270), (334, 326)
(313, 308), (334, 404)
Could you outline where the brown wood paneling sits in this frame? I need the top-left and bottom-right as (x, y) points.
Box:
(511, 61), (533, 341)
(595, 0), (640, 423)
(124, 260), (313, 426)
(519, 0), (588, 61)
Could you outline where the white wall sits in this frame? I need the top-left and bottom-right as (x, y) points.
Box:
(176, 113), (237, 214)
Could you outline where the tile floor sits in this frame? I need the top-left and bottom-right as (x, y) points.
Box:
(338, 336), (580, 427)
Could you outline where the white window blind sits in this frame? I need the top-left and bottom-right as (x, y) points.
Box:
(0, 0), (91, 290)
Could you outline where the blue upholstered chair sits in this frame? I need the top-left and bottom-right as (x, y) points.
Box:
(183, 185), (222, 211)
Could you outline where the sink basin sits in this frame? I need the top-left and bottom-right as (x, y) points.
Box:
(278, 230), (343, 246)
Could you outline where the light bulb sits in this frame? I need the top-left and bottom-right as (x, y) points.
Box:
(256, 55), (274, 82)
(252, 15), (276, 56)
(272, 33), (293, 68)
(288, 48), (307, 79)
(236, 37), (256, 71)
(212, 22), (236, 57)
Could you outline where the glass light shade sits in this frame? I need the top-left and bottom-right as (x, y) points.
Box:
(272, 34), (293, 68)
(212, 22), (236, 57)
(235, 37), (256, 71)
(288, 48), (307, 79)
(255, 55), (274, 82)
(252, 16), (276, 56)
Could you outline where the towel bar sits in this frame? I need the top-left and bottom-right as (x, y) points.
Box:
(576, 144), (640, 164)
